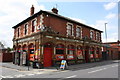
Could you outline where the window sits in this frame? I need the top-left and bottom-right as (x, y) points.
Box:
(96, 32), (99, 41)
(32, 20), (36, 32)
(18, 28), (20, 37)
(76, 27), (81, 38)
(67, 23), (73, 36)
(24, 24), (28, 35)
(67, 45), (75, 54)
(56, 44), (64, 54)
(90, 30), (94, 40)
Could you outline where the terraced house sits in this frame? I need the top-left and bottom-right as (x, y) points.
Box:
(12, 5), (103, 68)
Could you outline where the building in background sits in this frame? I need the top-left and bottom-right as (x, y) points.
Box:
(102, 41), (119, 60)
(12, 5), (103, 68)
(0, 42), (13, 62)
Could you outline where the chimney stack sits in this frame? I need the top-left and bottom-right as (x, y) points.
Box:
(30, 5), (34, 16)
(52, 8), (58, 14)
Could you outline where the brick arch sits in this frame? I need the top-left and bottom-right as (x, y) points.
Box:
(29, 43), (34, 49)
(22, 44), (27, 50)
(77, 45), (83, 50)
(18, 45), (22, 50)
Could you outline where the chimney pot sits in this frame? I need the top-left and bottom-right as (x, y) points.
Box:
(52, 8), (58, 14)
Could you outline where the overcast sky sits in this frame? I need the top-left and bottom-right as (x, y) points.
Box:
(0, 0), (118, 48)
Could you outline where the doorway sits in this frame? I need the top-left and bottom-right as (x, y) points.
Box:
(43, 43), (53, 67)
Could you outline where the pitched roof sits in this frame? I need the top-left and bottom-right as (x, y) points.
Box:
(12, 10), (103, 32)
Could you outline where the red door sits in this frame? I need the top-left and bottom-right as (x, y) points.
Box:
(43, 48), (52, 67)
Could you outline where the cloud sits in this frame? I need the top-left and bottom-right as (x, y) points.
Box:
(104, 2), (117, 10)
(105, 13), (117, 19)
(0, 0), (45, 48)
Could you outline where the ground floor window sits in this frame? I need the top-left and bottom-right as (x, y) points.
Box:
(56, 44), (64, 60)
(77, 46), (83, 59)
(67, 45), (75, 59)
(96, 48), (99, 58)
(90, 47), (94, 58)
(29, 49), (34, 61)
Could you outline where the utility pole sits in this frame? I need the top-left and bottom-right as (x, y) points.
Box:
(105, 23), (107, 42)
(105, 23), (108, 60)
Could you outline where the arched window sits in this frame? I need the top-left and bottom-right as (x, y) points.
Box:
(32, 20), (36, 32)
(77, 46), (83, 59)
(90, 47), (94, 58)
(18, 28), (20, 37)
(24, 24), (28, 35)
(96, 48), (99, 58)
(96, 32), (99, 41)
(76, 27), (82, 38)
(90, 30), (94, 40)
(68, 45), (75, 55)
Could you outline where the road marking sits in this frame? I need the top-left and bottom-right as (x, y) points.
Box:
(4, 75), (13, 78)
(0, 75), (7, 78)
(112, 65), (118, 67)
(88, 68), (107, 73)
(14, 74), (26, 78)
(26, 73), (35, 76)
(66, 75), (77, 78)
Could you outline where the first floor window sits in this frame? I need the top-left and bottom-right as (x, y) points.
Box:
(24, 24), (28, 35)
(90, 31), (94, 40)
(76, 27), (81, 38)
(67, 24), (73, 36)
(18, 28), (20, 37)
(32, 20), (36, 32)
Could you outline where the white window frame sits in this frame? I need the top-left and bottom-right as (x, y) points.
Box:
(31, 18), (37, 33)
(24, 23), (28, 35)
(76, 25), (82, 38)
(90, 30), (94, 40)
(96, 32), (100, 41)
(66, 22), (74, 36)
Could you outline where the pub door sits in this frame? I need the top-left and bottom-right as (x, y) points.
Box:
(43, 47), (52, 67)
(85, 47), (89, 63)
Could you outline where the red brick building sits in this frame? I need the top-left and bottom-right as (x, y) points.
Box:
(12, 5), (103, 67)
(102, 41), (120, 60)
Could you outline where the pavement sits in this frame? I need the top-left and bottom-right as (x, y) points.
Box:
(0, 60), (119, 79)
(1, 60), (119, 72)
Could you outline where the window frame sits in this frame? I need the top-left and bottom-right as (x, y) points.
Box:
(31, 18), (37, 33)
(90, 30), (94, 40)
(24, 23), (28, 35)
(76, 25), (82, 38)
(66, 22), (74, 36)
(96, 32), (100, 41)
(17, 27), (20, 37)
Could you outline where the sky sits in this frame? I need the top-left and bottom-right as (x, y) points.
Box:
(0, 0), (118, 48)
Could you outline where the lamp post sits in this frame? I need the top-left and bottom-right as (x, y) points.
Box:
(105, 23), (107, 42)
(105, 23), (108, 60)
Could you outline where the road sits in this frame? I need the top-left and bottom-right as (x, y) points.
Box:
(0, 60), (119, 80)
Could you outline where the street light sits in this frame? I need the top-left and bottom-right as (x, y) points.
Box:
(105, 23), (108, 60)
(105, 23), (107, 42)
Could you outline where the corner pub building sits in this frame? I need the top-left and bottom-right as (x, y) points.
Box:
(12, 5), (103, 68)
